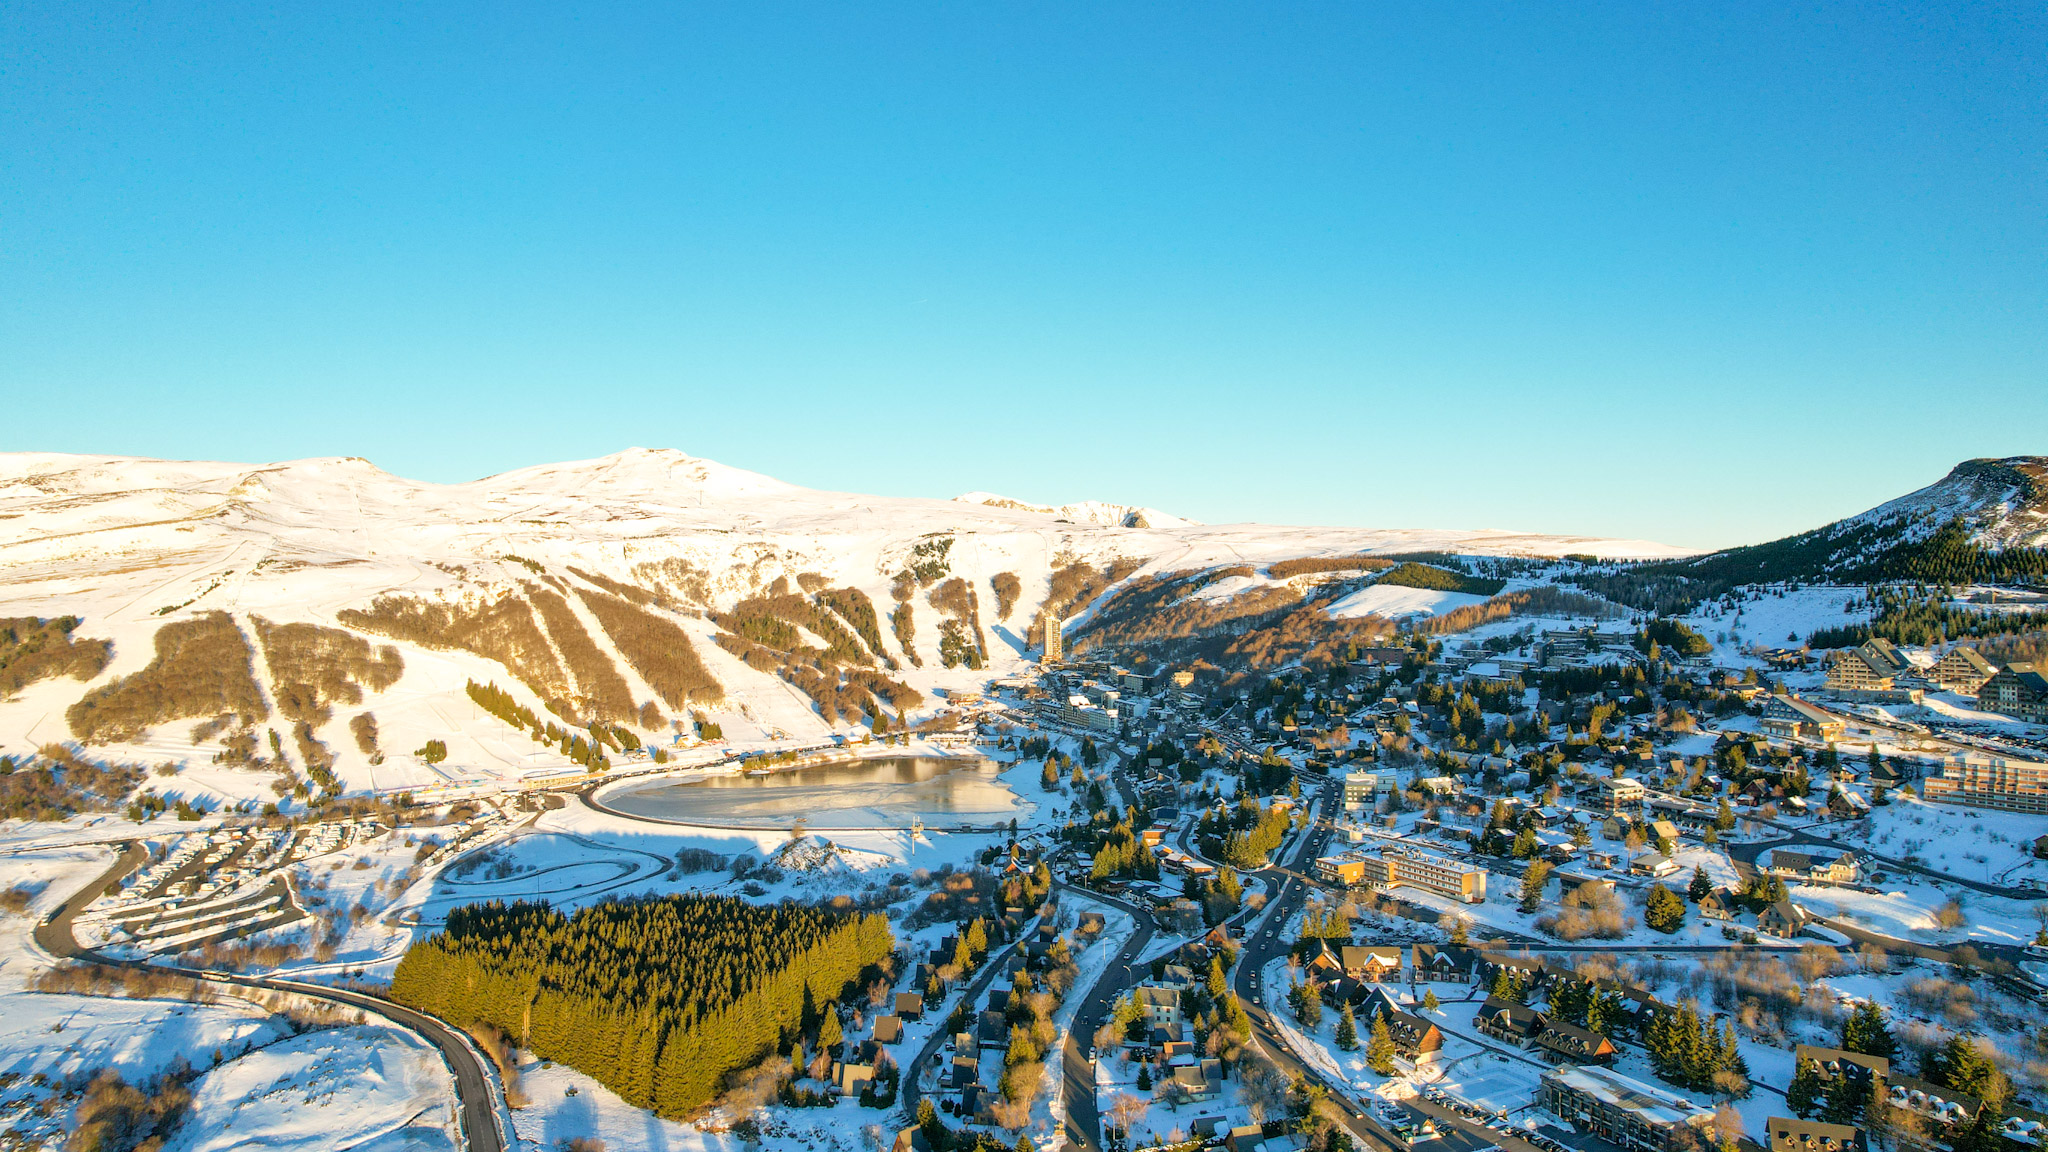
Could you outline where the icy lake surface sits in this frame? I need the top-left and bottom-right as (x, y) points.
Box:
(604, 755), (1025, 827)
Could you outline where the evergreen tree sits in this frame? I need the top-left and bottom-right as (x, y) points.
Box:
(1335, 1003), (1359, 1051)
(1645, 884), (1687, 933)
(1520, 861), (1553, 913)
(1840, 1001), (1898, 1059)
(1688, 866), (1713, 904)
(818, 1009), (843, 1054)
(1786, 1057), (1824, 1118)
(1422, 989), (1439, 1011)
(1366, 1014), (1397, 1075)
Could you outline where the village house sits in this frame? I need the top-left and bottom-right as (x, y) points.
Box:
(1765, 847), (1860, 884)
(1760, 695), (1847, 742)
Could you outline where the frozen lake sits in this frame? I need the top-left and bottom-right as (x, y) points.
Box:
(602, 755), (1027, 828)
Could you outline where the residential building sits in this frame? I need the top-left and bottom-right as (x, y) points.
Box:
(1338, 844), (1489, 903)
(1533, 1020), (1619, 1064)
(1922, 751), (2048, 814)
(1343, 768), (1394, 808)
(1826, 649), (1895, 694)
(1930, 647), (1997, 695)
(1410, 944), (1475, 983)
(1340, 945), (1403, 982)
(1982, 663), (2048, 724)
(1472, 997), (1548, 1045)
(1539, 1065), (1717, 1152)
(1760, 696), (1847, 742)
(1135, 986), (1182, 1031)
(1765, 848), (1860, 884)
(1759, 900), (1808, 937)
(1629, 852), (1680, 878)
(1597, 776), (1646, 813)
(1767, 1117), (1866, 1152)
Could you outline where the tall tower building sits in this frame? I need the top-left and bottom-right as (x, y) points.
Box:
(1043, 612), (1063, 664)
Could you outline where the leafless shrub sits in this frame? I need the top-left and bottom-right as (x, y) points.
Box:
(350, 712), (380, 756)
(0, 615), (112, 696)
(1535, 884), (1632, 940)
(526, 586), (637, 721)
(341, 593), (570, 705)
(990, 573), (1022, 620)
(574, 587), (723, 707)
(68, 612), (266, 742)
(251, 616), (402, 726)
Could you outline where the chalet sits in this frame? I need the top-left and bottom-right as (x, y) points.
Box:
(1556, 872), (1616, 900)
(1410, 944), (1475, 983)
(1765, 848), (1859, 884)
(1697, 888), (1739, 922)
(1630, 852), (1680, 878)
(834, 1060), (876, 1094)
(1172, 1057), (1225, 1100)
(1472, 996), (1548, 1045)
(1761, 696), (1847, 742)
(1982, 663), (2048, 724)
(1829, 791), (1870, 819)
(893, 1127), (936, 1152)
(977, 1010), (1008, 1048)
(1759, 899), (1808, 937)
(1767, 1117), (1867, 1152)
(895, 992), (925, 1020)
(1930, 647), (1997, 695)
(1534, 1020), (1619, 1064)
(1342, 945), (1404, 982)
(873, 1015), (903, 1044)
(1794, 1045), (1889, 1086)
(1361, 993), (1445, 1058)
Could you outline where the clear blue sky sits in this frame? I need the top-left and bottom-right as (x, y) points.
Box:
(3, 4), (2042, 549)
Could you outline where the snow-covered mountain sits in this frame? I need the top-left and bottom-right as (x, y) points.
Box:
(0, 446), (1689, 800)
(1659, 456), (2048, 588)
(951, 492), (1197, 530)
(1835, 456), (2048, 550)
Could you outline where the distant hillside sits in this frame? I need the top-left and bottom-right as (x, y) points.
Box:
(1574, 456), (2048, 612)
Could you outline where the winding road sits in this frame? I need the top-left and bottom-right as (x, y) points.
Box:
(32, 842), (507, 1152)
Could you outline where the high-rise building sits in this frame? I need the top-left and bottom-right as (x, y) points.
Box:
(1043, 613), (1063, 664)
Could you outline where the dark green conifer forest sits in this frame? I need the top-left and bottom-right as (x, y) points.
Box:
(391, 895), (893, 1117)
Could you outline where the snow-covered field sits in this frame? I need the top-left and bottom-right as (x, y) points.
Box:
(1327, 585), (1488, 621)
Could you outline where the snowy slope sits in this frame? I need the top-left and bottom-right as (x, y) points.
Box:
(0, 447), (1689, 801)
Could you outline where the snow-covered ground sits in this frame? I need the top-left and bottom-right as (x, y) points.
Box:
(1327, 585), (1489, 622)
(165, 1025), (459, 1152)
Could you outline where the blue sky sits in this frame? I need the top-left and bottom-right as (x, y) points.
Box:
(2, 3), (2042, 549)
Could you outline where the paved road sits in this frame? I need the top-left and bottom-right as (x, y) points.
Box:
(900, 934), (1034, 1122)
(1054, 884), (1158, 1152)
(34, 842), (507, 1152)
